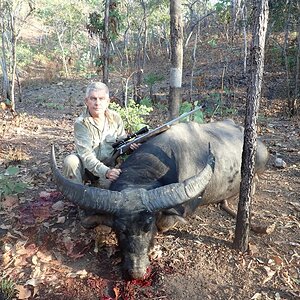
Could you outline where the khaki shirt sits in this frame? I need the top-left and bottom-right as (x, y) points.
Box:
(74, 108), (126, 180)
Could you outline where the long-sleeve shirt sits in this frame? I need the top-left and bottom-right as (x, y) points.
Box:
(74, 108), (126, 181)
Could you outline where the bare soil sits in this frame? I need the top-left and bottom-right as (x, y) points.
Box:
(0, 50), (299, 299)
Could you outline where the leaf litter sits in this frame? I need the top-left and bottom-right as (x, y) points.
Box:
(0, 84), (299, 299)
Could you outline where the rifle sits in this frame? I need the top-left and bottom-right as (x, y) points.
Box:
(104, 105), (203, 166)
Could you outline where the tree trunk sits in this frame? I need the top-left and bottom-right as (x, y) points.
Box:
(293, 4), (300, 115)
(283, 0), (292, 115)
(0, 18), (11, 102)
(169, 0), (183, 120)
(56, 29), (69, 78)
(233, 0), (269, 252)
(1, 0), (34, 111)
(103, 0), (110, 84)
(134, 0), (147, 103)
(241, 1), (248, 74)
(10, 29), (17, 111)
(189, 24), (199, 101)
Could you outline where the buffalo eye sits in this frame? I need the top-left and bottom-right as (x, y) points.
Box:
(142, 216), (154, 232)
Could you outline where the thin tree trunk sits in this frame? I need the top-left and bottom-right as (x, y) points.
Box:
(242, 1), (248, 74)
(184, 11), (215, 48)
(16, 67), (22, 102)
(1, 0), (33, 112)
(135, 0), (147, 103)
(293, 6), (300, 115)
(283, 0), (292, 115)
(103, 0), (110, 84)
(56, 29), (69, 78)
(0, 22), (11, 102)
(233, 0), (269, 252)
(10, 31), (17, 111)
(189, 24), (199, 101)
(169, 0), (183, 120)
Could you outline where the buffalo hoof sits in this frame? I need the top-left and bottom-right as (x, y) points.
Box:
(78, 209), (101, 229)
(156, 214), (187, 232)
(80, 215), (101, 229)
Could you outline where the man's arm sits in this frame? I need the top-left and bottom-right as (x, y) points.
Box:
(74, 122), (110, 181)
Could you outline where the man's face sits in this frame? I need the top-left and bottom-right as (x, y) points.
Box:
(85, 89), (109, 118)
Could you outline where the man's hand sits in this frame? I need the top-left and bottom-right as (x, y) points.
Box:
(106, 168), (121, 181)
(129, 143), (141, 150)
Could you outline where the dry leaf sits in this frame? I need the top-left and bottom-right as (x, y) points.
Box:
(1, 195), (19, 210)
(272, 255), (284, 266)
(14, 256), (27, 267)
(52, 200), (64, 211)
(15, 285), (31, 300)
(0, 224), (12, 229)
(25, 278), (40, 287)
(57, 216), (66, 224)
(63, 236), (74, 254)
(248, 243), (259, 255)
(39, 191), (51, 198)
(251, 222), (276, 234)
(1, 101), (7, 110)
(262, 266), (276, 284)
(76, 269), (88, 278)
(3, 252), (12, 266)
(36, 251), (52, 263)
(113, 286), (120, 299)
(251, 292), (262, 300)
(32, 255), (39, 265)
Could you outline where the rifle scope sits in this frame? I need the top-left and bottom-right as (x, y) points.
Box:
(112, 126), (149, 149)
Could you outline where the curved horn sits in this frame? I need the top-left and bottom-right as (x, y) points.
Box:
(142, 144), (215, 212)
(51, 145), (122, 214)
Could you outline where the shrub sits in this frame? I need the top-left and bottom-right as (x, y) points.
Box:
(109, 99), (153, 133)
(0, 166), (28, 200)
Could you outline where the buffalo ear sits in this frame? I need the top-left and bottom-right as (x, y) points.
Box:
(156, 212), (187, 232)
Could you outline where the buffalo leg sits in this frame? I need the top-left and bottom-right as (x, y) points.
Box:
(220, 199), (273, 234)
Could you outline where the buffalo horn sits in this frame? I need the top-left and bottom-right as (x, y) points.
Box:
(51, 145), (122, 214)
(142, 146), (215, 212)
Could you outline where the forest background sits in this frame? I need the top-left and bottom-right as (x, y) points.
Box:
(0, 0), (299, 115)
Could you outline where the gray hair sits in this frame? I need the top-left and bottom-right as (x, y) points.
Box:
(85, 82), (109, 98)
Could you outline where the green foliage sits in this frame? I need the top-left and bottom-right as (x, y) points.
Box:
(35, 0), (88, 75)
(87, 12), (104, 36)
(147, 0), (169, 28)
(139, 97), (153, 108)
(0, 277), (16, 300)
(215, 0), (231, 24)
(0, 98), (12, 109)
(16, 42), (34, 68)
(205, 92), (238, 117)
(144, 73), (165, 99)
(0, 166), (28, 199)
(144, 73), (164, 87)
(87, 1), (124, 41)
(207, 38), (217, 48)
(269, 0), (299, 32)
(179, 101), (204, 124)
(109, 99), (153, 133)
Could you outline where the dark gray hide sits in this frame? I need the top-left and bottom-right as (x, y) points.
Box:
(51, 119), (269, 279)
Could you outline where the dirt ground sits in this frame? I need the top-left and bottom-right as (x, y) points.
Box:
(0, 69), (300, 299)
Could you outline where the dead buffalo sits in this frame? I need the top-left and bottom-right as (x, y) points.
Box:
(51, 119), (269, 279)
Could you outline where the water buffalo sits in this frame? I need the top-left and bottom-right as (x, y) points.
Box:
(51, 119), (269, 279)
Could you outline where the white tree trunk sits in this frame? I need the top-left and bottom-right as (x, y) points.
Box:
(169, 0), (183, 120)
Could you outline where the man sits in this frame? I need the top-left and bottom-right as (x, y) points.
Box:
(63, 81), (134, 188)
